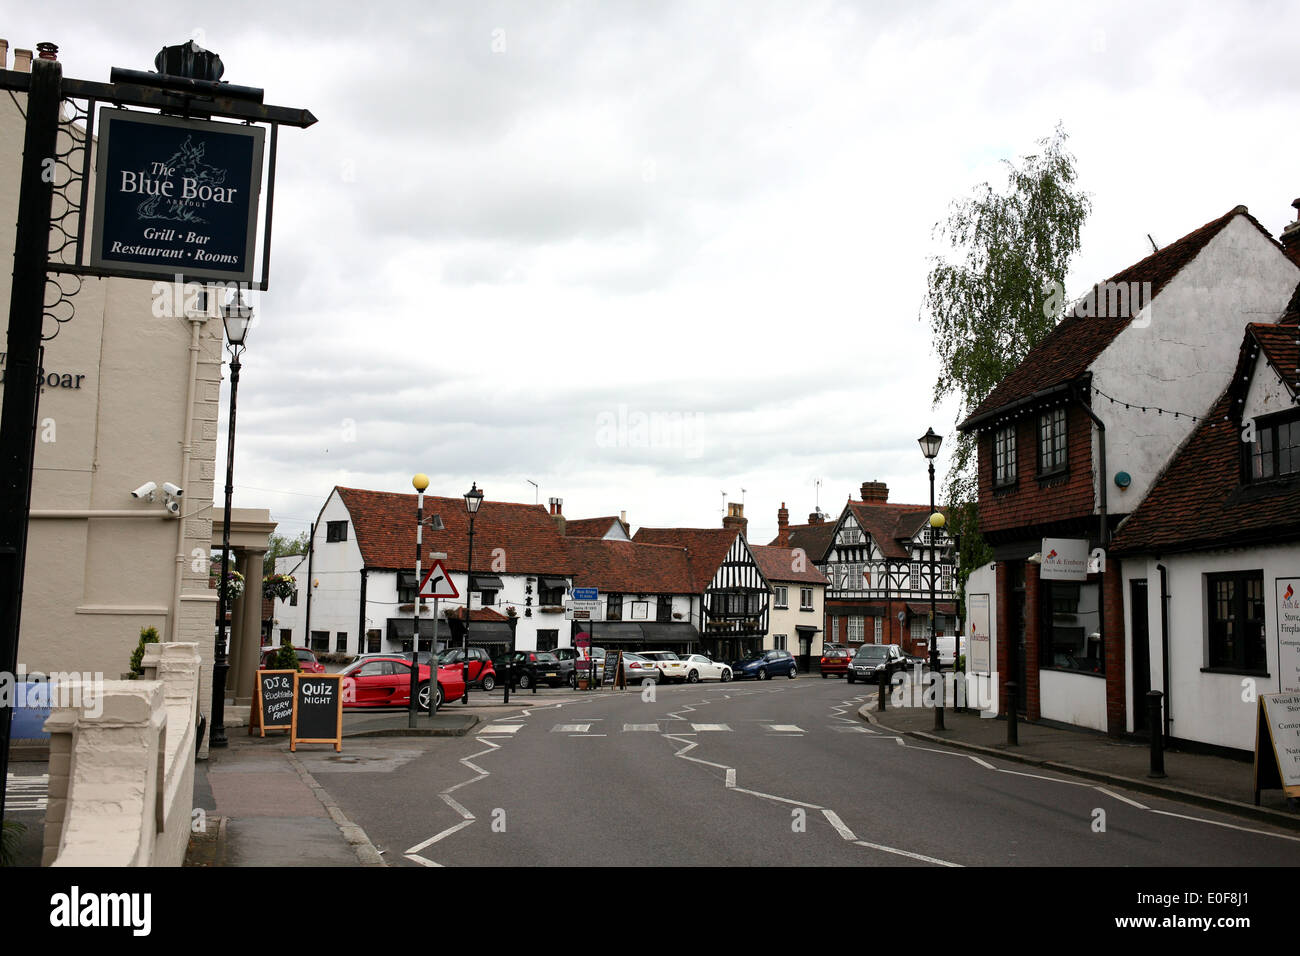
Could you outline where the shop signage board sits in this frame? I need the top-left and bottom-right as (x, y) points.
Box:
(1039, 538), (1089, 581)
(1253, 692), (1300, 804)
(290, 673), (343, 752)
(250, 669), (295, 736)
(967, 593), (992, 674)
(1276, 578), (1300, 693)
(90, 109), (265, 281)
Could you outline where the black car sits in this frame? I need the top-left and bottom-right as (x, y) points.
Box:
(846, 644), (908, 684)
(496, 650), (573, 689)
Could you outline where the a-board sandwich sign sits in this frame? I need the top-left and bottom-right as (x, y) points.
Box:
(1253, 692), (1300, 804)
(90, 109), (265, 281)
(251, 669), (295, 736)
(290, 672), (343, 753)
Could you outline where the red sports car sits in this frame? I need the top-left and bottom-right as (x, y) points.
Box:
(339, 655), (466, 710)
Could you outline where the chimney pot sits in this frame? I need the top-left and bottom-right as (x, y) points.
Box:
(776, 502), (790, 548)
(0, 40), (9, 71)
(36, 41), (57, 61)
(860, 481), (889, 503)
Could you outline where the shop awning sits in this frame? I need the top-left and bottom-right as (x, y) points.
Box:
(538, 575), (569, 590)
(588, 623), (646, 644)
(386, 617), (513, 645)
(471, 573), (505, 590)
(906, 602), (957, 617)
(639, 623), (700, 643)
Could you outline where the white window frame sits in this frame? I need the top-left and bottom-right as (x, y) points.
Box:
(774, 585), (789, 609)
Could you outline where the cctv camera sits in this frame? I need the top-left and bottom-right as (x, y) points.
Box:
(165, 498), (181, 515)
(163, 482), (183, 498)
(131, 481), (157, 500)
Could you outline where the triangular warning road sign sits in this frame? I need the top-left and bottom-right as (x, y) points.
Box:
(418, 559), (459, 599)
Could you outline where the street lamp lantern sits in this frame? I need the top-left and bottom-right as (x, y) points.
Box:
(464, 482), (484, 515)
(918, 427), (943, 460)
(221, 293), (253, 347)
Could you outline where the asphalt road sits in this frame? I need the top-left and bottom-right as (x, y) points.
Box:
(307, 677), (1300, 868)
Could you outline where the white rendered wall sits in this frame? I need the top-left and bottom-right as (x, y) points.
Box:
(1038, 670), (1107, 731)
(1090, 215), (1299, 513)
(1243, 350), (1293, 421)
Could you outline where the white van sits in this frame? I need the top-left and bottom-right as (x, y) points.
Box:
(935, 634), (967, 667)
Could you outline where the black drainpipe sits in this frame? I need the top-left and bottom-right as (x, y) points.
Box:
(1074, 385), (1110, 724)
(1157, 562), (1172, 740)
(303, 521), (315, 646)
(357, 567), (368, 656)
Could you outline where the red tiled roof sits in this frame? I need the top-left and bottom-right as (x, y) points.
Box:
(846, 501), (940, 560)
(778, 522), (836, 563)
(1249, 316), (1300, 398)
(564, 516), (629, 538)
(962, 207), (1278, 428)
(443, 607), (511, 622)
(335, 487), (571, 574)
(749, 545), (830, 585)
(631, 527), (740, 592)
(564, 538), (695, 593)
(1111, 313), (1300, 555)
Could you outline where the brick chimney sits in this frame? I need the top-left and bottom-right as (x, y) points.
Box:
(1281, 199), (1300, 263)
(775, 502), (790, 547)
(549, 497), (565, 535)
(722, 501), (747, 540)
(860, 481), (889, 503)
(13, 47), (32, 72)
(808, 510), (824, 525)
(0, 40), (9, 70)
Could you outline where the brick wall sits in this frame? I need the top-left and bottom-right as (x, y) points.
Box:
(978, 403), (1095, 535)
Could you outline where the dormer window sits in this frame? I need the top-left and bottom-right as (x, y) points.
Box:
(1249, 411), (1300, 481)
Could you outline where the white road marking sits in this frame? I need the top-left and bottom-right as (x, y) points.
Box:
(822, 810), (857, 841)
(552, 724), (591, 733)
(405, 819), (474, 855)
(1146, 809), (1300, 842)
(624, 723), (659, 732)
(853, 840), (962, 867)
(691, 723), (731, 731)
(1093, 787), (1147, 809)
(481, 724), (524, 734)
(830, 725), (871, 733)
(765, 724), (804, 733)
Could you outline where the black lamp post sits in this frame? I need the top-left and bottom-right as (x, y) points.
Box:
(918, 426), (944, 732)
(462, 483), (483, 704)
(210, 294), (253, 749)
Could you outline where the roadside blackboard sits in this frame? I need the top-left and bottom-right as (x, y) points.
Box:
(291, 673), (343, 752)
(251, 669), (295, 736)
(603, 650), (620, 685)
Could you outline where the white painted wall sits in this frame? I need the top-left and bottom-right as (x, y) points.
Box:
(1122, 544), (1299, 751)
(1091, 215), (1299, 512)
(766, 582), (825, 656)
(1243, 350), (1293, 420)
(1038, 670), (1108, 731)
(304, 490), (364, 652)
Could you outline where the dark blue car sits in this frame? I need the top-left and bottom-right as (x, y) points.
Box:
(730, 649), (798, 680)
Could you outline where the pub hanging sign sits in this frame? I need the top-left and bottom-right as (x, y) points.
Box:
(90, 109), (265, 282)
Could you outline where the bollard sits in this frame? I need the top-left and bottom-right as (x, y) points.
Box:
(462, 661), (470, 704)
(532, 669), (537, 695)
(1005, 681), (1018, 746)
(877, 667), (887, 711)
(1147, 690), (1166, 778)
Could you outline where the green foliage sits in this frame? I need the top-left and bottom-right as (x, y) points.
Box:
(273, 638), (300, 671)
(263, 531), (310, 576)
(1, 819), (26, 867)
(128, 625), (161, 678)
(922, 124), (1090, 609)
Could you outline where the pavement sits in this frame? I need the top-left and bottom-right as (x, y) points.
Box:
(861, 697), (1300, 832)
(188, 694), (562, 867)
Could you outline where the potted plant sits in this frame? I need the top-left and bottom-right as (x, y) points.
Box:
(220, 569), (245, 603)
(127, 625), (161, 679)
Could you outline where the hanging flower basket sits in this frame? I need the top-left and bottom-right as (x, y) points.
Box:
(221, 569), (245, 603)
(263, 573), (296, 601)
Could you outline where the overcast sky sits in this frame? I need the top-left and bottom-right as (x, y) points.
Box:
(10, 1), (1300, 545)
